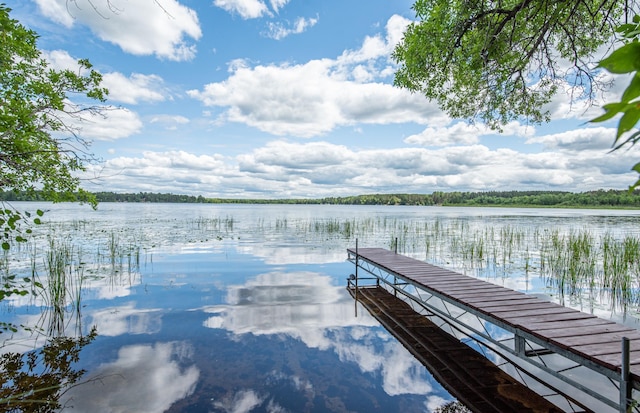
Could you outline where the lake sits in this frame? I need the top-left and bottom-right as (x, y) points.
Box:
(2, 202), (640, 412)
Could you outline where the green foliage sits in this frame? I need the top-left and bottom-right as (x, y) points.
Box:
(0, 5), (106, 214)
(393, 0), (625, 129)
(591, 15), (640, 190)
(0, 207), (43, 251)
(316, 189), (640, 208)
(93, 191), (207, 203)
(0, 328), (97, 412)
(0, 205), (42, 325)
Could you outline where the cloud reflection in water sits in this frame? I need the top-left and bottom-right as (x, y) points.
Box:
(236, 244), (348, 265)
(62, 341), (199, 413)
(204, 271), (378, 347)
(87, 303), (162, 336)
(203, 271), (437, 400)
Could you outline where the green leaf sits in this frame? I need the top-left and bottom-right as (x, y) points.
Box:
(591, 102), (628, 123)
(616, 130), (640, 150)
(33, 218), (41, 225)
(622, 73), (640, 103)
(617, 24), (636, 33)
(2, 242), (9, 251)
(630, 163), (640, 191)
(625, 30), (640, 39)
(598, 43), (640, 74)
(616, 105), (640, 140)
(36, 209), (44, 217)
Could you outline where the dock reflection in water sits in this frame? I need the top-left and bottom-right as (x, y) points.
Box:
(348, 285), (564, 413)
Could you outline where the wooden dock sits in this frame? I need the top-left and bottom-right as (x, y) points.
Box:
(347, 247), (640, 413)
(348, 285), (564, 412)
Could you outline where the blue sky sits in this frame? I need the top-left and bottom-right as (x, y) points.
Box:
(7, 0), (639, 198)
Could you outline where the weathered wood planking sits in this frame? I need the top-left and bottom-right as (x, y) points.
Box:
(348, 247), (640, 383)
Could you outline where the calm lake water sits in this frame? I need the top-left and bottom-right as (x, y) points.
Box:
(2, 202), (640, 412)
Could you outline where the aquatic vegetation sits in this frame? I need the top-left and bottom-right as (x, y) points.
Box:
(3, 205), (640, 325)
(296, 214), (640, 313)
(40, 238), (86, 336)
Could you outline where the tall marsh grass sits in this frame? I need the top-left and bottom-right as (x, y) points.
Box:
(40, 238), (84, 335)
(14, 230), (146, 336)
(299, 216), (640, 313)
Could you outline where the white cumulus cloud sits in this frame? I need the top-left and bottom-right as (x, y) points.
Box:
(60, 105), (143, 141)
(82, 138), (640, 198)
(102, 73), (168, 104)
(265, 15), (318, 40)
(214, 0), (270, 19)
(405, 121), (535, 147)
(187, 15), (443, 138)
(214, 0), (292, 19)
(35, 0), (202, 61)
(526, 127), (615, 151)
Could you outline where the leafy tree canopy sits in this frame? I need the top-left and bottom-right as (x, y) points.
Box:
(393, 0), (630, 129)
(0, 4), (107, 249)
(0, 4), (107, 203)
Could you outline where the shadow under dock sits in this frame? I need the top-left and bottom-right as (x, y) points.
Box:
(348, 285), (566, 413)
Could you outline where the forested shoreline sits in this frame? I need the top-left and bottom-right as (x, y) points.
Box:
(1, 189), (640, 208)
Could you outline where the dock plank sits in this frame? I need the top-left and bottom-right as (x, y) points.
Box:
(572, 340), (640, 357)
(526, 318), (614, 331)
(474, 302), (556, 313)
(491, 306), (580, 319)
(533, 323), (635, 339)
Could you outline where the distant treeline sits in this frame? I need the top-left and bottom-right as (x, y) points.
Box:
(0, 191), (209, 204)
(1, 189), (640, 208)
(316, 190), (640, 207)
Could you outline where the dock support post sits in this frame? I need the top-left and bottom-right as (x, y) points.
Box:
(393, 237), (398, 296)
(355, 238), (358, 282)
(515, 333), (525, 356)
(621, 337), (631, 413)
(354, 239), (358, 317)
